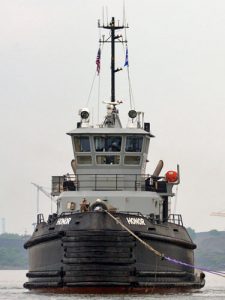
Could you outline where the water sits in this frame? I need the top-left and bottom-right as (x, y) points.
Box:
(0, 270), (224, 300)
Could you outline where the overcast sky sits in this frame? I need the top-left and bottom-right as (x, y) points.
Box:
(1, 0), (225, 234)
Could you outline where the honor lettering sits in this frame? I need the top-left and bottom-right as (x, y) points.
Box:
(56, 218), (71, 225)
(126, 217), (146, 226)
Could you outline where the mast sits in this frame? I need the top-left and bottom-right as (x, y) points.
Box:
(99, 17), (128, 102)
(111, 17), (116, 102)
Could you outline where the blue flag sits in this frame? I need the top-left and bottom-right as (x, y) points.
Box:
(124, 47), (129, 67)
(96, 48), (101, 75)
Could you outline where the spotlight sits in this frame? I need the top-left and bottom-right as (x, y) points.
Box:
(128, 109), (137, 119)
(80, 108), (90, 120)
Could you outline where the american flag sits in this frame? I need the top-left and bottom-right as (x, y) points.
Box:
(96, 48), (101, 75)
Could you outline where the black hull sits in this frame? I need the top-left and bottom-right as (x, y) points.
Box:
(24, 212), (205, 292)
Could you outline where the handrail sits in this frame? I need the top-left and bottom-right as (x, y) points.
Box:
(167, 214), (183, 226)
(51, 173), (178, 196)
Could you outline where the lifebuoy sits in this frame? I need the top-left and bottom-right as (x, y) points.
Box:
(165, 171), (178, 183)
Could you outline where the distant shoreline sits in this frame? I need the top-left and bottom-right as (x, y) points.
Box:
(0, 267), (28, 270)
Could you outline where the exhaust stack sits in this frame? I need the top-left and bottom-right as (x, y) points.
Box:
(152, 160), (164, 177)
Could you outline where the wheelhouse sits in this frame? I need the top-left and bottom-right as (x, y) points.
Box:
(68, 128), (152, 172)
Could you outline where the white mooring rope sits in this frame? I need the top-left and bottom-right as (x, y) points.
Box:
(104, 210), (225, 278)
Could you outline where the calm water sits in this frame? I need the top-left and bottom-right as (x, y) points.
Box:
(0, 270), (224, 300)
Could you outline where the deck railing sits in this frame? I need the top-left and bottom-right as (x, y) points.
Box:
(51, 173), (167, 196)
(167, 214), (183, 226)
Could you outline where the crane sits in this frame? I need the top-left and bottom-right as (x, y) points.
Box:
(31, 182), (54, 216)
(0, 218), (5, 234)
(210, 211), (225, 218)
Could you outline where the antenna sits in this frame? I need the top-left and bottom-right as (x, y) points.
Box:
(98, 17), (129, 102)
(106, 6), (109, 24)
(123, 0), (126, 26)
(102, 7), (105, 26)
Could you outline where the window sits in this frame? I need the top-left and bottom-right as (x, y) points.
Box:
(77, 156), (92, 164)
(124, 156), (141, 165)
(125, 136), (143, 152)
(96, 155), (120, 165)
(74, 136), (91, 152)
(94, 136), (122, 152)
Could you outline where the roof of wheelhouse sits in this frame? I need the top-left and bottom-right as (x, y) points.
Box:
(67, 127), (154, 137)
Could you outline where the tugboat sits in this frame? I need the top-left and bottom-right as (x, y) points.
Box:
(24, 17), (205, 293)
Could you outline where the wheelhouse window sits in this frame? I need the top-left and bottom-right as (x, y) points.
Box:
(77, 156), (92, 164)
(74, 136), (91, 152)
(94, 136), (122, 152)
(96, 155), (120, 165)
(125, 136), (143, 152)
(124, 156), (141, 165)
